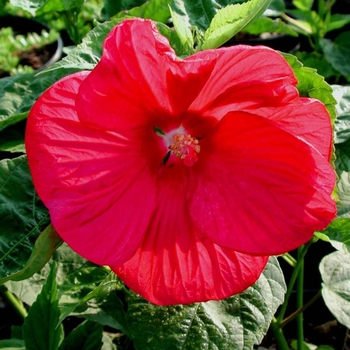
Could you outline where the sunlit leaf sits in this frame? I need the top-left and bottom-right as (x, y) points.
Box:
(126, 257), (285, 349)
(320, 251), (350, 329)
(201, 0), (272, 49)
(332, 85), (350, 144)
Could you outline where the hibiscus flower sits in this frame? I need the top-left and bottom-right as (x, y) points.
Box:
(25, 18), (336, 305)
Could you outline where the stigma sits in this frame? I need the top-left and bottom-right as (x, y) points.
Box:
(169, 134), (200, 166)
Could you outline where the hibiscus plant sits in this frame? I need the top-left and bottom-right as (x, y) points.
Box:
(1, 0), (350, 349)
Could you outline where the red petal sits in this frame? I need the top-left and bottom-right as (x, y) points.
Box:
(26, 72), (158, 266)
(255, 98), (333, 160)
(112, 163), (268, 305)
(187, 111), (336, 255)
(189, 45), (299, 119)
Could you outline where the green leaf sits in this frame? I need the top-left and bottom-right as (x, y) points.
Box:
(292, 0), (313, 11)
(0, 74), (32, 131)
(295, 51), (338, 80)
(336, 139), (350, 173)
(9, 0), (84, 16)
(59, 266), (124, 330)
(332, 85), (350, 144)
(320, 32), (350, 79)
(244, 16), (299, 36)
(114, 0), (171, 23)
(71, 289), (128, 333)
(101, 0), (146, 20)
(169, 7), (194, 54)
(320, 218), (350, 252)
(0, 18), (123, 125)
(170, 0), (223, 31)
(320, 250), (350, 329)
(336, 169), (350, 218)
(0, 224), (62, 284)
(5, 243), (86, 307)
(282, 52), (337, 124)
(328, 14), (350, 32)
(0, 156), (50, 281)
(23, 262), (64, 350)
(126, 257), (285, 350)
(201, 0), (272, 49)
(0, 339), (25, 349)
(0, 123), (26, 153)
(58, 320), (103, 350)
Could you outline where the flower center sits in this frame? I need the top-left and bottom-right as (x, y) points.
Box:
(168, 134), (200, 166)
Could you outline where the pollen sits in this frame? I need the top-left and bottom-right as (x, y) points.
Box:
(169, 134), (200, 166)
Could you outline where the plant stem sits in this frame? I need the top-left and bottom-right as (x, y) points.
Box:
(296, 246), (305, 349)
(270, 317), (290, 350)
(281, 290), (321, 328)
(277, 240), (312, 324)
(1, 288), (27, 320)
(281, 252), (297, 267)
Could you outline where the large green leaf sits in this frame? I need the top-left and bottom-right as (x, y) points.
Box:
(201, 0), (272, 49)
(0, 156), (50, 281)
(320, 250), (350, 329)
(23, 262), (64, 350)
(332, 85), (350, 144)
(320, 32), (350, 79)
(126, 257), (285, 349)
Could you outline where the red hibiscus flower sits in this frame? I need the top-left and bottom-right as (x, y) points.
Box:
(25, 18), (336, 305)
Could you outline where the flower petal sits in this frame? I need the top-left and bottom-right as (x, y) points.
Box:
(25, 72), (158, 266)
(112, 164), (268, 305)
(189, 45), (299, 119)
(255, 98), (333, 160)
(76, 19), (220, 132)
(187, 111), (336, 255)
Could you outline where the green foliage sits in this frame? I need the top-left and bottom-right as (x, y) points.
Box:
(0, 156), (50, 282)
(201, 0), (272, 49)
(58, 320), (103, 350)
(333, 85), (350, 144)
(101, 0), (146, 20)
(22, 262), (64, 350)
(9, 0), (84, 16)
(244, 16), (299, 36)
(0, 27), (59, 75)
(320, 32), (350, 81)
(126, 257), (285, 350)
(320, 251), (350, 330)
(112, 0), (171, 23)
(0, 0), (350, 348)
(282, 53), (337, 123)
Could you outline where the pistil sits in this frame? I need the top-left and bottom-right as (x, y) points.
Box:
(169, 134), (200, 166)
